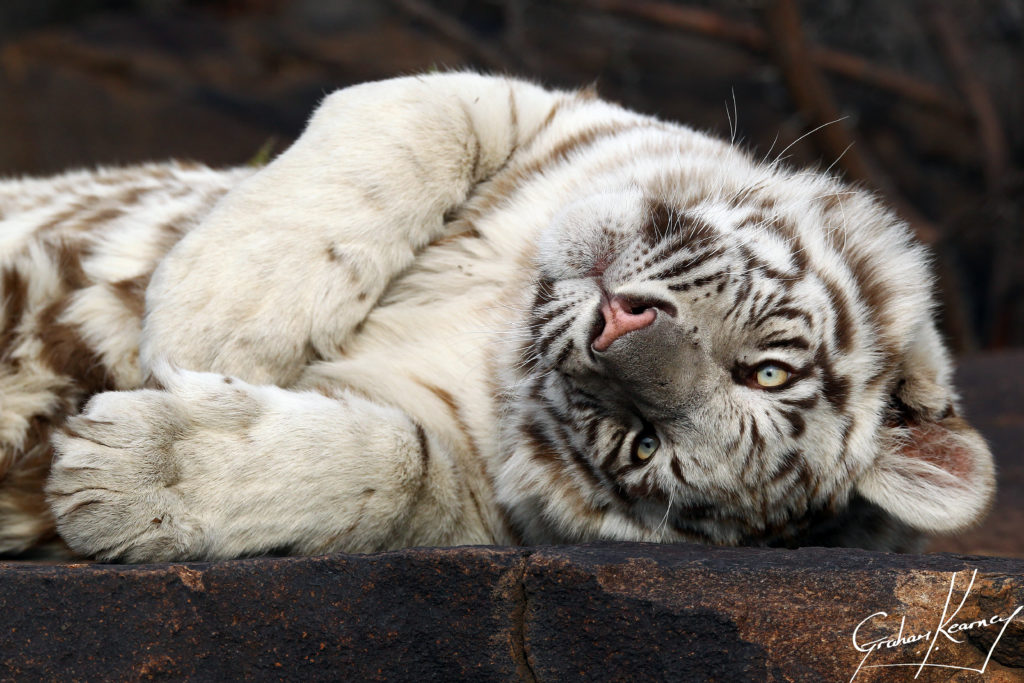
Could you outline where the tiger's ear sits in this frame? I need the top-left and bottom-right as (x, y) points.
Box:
(855, 324), (995, 534)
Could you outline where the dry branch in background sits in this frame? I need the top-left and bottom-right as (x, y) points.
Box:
(761, 0), (939, 244)
(928, 7), (1018, 348)
(929, 8), (1010, 193)
(390, 0), (519, 73)
(579, 0), (969, 121)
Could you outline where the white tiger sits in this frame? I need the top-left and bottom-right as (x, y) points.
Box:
(0, 73), (994, 562)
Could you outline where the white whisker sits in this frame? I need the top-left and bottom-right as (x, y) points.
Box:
(771, 116), (850, 169)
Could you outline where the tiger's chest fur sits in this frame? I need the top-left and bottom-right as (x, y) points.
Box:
(0, 74), (993, 559)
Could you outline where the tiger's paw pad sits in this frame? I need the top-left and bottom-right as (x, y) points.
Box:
(46, 388), (206, 562)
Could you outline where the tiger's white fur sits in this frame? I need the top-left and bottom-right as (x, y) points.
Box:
(0, 73), (994, 561)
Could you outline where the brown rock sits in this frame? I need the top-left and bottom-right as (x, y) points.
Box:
(523, 545), (1024, 681)
(2, 544), (1024, 680)
(0, 547), (528, 680)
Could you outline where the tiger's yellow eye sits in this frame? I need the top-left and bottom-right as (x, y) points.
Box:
(755, 364), (790, 388)
(636, 434), (660, 460)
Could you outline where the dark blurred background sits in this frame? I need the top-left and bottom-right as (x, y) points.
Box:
(0, 0), (1021, 352)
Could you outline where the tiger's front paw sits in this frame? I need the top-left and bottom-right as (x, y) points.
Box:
(46, 389), (207, 562)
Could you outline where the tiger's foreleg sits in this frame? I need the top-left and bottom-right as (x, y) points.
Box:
(46, 365), (462, 562)
(140, 74), (562, 386)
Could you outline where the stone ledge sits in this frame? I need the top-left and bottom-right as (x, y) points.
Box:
(2, 544), (1023, 681)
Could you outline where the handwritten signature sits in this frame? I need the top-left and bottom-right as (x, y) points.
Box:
(850, 569), (1022, 681)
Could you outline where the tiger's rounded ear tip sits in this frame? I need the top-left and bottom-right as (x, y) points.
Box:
(855, 418), (997, 535)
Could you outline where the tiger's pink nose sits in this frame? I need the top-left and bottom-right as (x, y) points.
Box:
(592, 295), (658, 351)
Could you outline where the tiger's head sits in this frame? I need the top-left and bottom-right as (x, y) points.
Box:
(496, 161), (994, 551)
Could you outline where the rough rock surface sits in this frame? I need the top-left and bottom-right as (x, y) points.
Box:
(2, 545), (1023, 681)
(0, 352), (1021, 681)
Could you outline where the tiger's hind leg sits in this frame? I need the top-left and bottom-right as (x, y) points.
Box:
(0, 162), (247, 557)
(46, 365), (467, 562)
(0, 372), (85, 558)
(0, 267), (86, 557)
(0, 442), (63, 556)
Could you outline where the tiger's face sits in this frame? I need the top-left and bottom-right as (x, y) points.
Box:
(496, 176), (993, 549)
